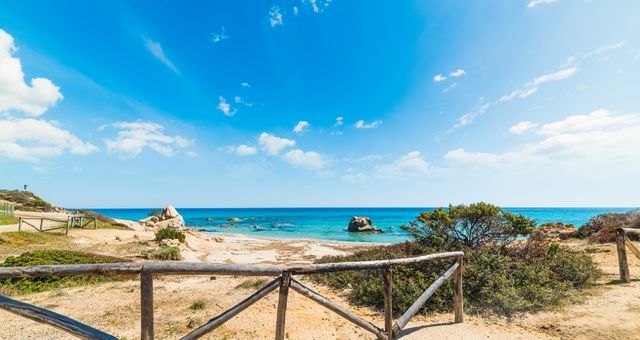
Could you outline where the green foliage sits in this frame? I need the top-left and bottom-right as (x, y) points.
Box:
(0, 231), (65, 247)
(0, 190), (54, 212)
(401, 202), (536, 249)
(142, 246), (181, 261)
(148, 209), (163, 217)
(72, 210), (130, 230)
(0, 216), (19, 226)
(576, 209), (640, 242)
(236, 278), (268, 290)
(0, 250), (127, 295)
(155, 228), (186, 243)
(190, 299), (206, 310)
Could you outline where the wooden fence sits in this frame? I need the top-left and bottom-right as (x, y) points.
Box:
(0, 251), (464, 339)
(615, 227), (640, 283)
(17, 216), (97, 235)
(0, 203), (14, 217)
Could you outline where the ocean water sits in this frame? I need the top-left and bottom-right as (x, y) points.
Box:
(91, 207), (636, 243)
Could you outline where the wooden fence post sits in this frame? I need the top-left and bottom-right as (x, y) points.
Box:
(454, 256), (464, 323)
(383, 267), (393, 339)
(18, 217), (21, 232)
(616, 228), (631, 283)
(141, 272), (154, 340)
(275, 271), (291, 340)
(39, 218), (44, 231)
(65, 218), (69, 236)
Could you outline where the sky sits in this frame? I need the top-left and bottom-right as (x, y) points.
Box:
(0, 0), (639, 208)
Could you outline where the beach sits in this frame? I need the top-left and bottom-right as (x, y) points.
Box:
(1, 212), (639, 339)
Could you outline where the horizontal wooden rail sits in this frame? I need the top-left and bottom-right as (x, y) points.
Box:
(0, 251), (464, 340)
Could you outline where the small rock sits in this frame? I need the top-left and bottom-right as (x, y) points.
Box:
(347, 216), (384, 233)
(187, 319), (196, 328)
(227, 217), (242, 222)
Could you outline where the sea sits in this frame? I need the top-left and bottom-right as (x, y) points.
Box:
(92, 207), (636, 244)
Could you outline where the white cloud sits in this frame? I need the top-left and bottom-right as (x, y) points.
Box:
(446, 110), (640, 168)
(144, 38), (179, 74)
(443, 83), (458, 93)
(293, 120), (310, 135)
(212, 27), (228, 43)
(562, 41), (626, 68)
(105, 121), (193, 158)
(456, 102), (491, 127)
(241, 82), (251, 88)
(530, 67), (577, 87)
(527, 0), (557, 8)
(282, 149), (324, 170)
(0, 118), (98, 162)
(334, 116), (344, 126)
(217, 96), (236, 116)
(293, 6), (299, 15)
(433, 74), (446, 82)
(258, 132), (295, 155)
(354, 120), (382, 129)
(509, 121), (538, 134)
(269, 6), (284, 27)
(449, 69), (466, 77)
(357, 154), (382, 162)
(227, 144), (257, 156)
(0, 29), (63, 116)
(375, 151), (429, 179)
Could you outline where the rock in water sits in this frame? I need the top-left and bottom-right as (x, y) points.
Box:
(227, 217), (242, 222)
(348, 216), (383, 233)
(139, 204), (185, 230)
(163, 205), (180, 218)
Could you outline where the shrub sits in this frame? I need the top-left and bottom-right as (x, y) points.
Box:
(0, 216), (19, 226)
(190, 299), (206, 310)
(0, 190), (54, 212)
(576, 210), (640, 243)
(0, 250), (127, 294)
(236, 278), (268, 290)
(72, 210), (130, 230)
(155, 228), (186, 243)
(148, 209), (163, 217)
(401, 202), (536, 249)
(142, 246), (181, 261)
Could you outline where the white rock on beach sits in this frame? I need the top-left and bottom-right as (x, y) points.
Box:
(139, 204), (185, 230)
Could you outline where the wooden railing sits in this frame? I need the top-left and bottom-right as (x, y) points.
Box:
(17, 216), (97, 235)
(0, 251), (464, 339)
(616, 227), (640, 283)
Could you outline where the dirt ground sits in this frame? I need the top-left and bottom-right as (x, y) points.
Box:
(1, 218), (639, 339)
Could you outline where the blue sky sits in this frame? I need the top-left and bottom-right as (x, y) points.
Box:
(1, 0), (639, 208)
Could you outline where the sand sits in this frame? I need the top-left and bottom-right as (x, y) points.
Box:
(1, 212), (639, 339)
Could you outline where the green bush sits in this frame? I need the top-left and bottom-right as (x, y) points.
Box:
(190, 299), (206, 310)
(236, 278), (268, 290)
(313, 203), (600, 317)
(72, 210), (130, 230)
(0, 250), (127, 295)
(576, 209), (640, 242)
(0, 216), (19, 226)
(0, 190), (54, 212)
(155, 228), (186, 243)
(142, 246), (181, 261)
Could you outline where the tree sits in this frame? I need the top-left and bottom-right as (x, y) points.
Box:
(401, 202), (536, 249)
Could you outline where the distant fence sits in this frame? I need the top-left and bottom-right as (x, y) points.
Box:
(0, 252), (464, 339)
(616, 228), (640, 282)
(0, 203), (14, 217)
(18, 216), (97, 236)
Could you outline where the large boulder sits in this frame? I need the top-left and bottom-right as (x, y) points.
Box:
(531, 222), (577, 240)
(348, 216), (383, 233)
(139, 204), (185, 230)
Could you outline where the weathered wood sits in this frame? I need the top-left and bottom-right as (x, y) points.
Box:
(275, 272), (291, 340)
(143, 262), (288, 276)
(0, 263), (144, 279)
(140, 272), (154, 340)
(625, 238), (640, 260)
(454, 256), (464, 323)
(395, 261), (459, 331)
(39, 218), (44, 231)
(0, 295), (116, 340)
(181, 276), (281, 340)
(616, 228), (631, 283)
(621, 228), (640, 236)
(18, 217), (21, 231)
(289, 279), (386, 339)
(383, 267), (393, 339)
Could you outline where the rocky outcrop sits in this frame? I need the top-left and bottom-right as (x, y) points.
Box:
(348, 216), (383, 233)
(227, 217), (242, 222)
(531, 222), (577, 240)
(139, 205), (185, 230)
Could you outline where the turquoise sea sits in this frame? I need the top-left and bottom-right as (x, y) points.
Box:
(92, 207), (636, 243)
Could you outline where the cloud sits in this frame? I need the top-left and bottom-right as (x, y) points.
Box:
(302, 0), (332, 14)
(449, 69), (466, 77)
(354, 120), (382, 129)
(105, 121), (193, 158)
(258, 132), (295, 155)
(0, 29), (63, 116)
(0, 118), (98, 162)
(446, 110), (640, 168)
(293, 120), (310, 135)
(527, 0), (557, 8)
(456, 102), (491, 127)
(212, 27), (228, 43)
(443, 83), (458, 93)
(530, 67), (577, 87)
(269, 6), (284, 27)
(227, 144), (257, 156)
(241, 82), (251, 88)
(375, 151), (429, 179)
(144, 38), (179, 74)
(562, 41), (626, 68)
(282, 149), (324, 170)
(334, 116), (343, 126)
(217, 96), (236, 116)
(509, 121), (538, 134)
(433, 74), (446, 82)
